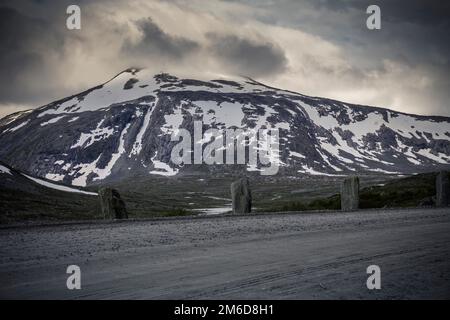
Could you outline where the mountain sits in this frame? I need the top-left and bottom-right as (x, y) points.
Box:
(0, 68), (449, 187)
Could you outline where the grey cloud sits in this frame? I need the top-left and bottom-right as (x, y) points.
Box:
(0, 7), (62, 104)
(240, 0), (449, 65)
(206, 33), (287, 77)
(0, 0), (449, 117)
(305, 0), (450, 26)
(233, 0), (449, 115)
(122, 18), (199, 60)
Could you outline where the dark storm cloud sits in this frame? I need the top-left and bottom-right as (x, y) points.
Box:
(206, 33), (287, 77)
(0, 6), (64, 104)
(122, 18), (287, 77)
(242, 0), (450, 64)
(307, 0), (450, 26)
(0, 0), (449, 117)
(122, 18), (200, 59)
(233, 0), (449, 115)
(301, 0), (450, 65)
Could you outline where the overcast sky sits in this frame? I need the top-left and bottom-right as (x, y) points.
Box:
(0, 0), (449, 118)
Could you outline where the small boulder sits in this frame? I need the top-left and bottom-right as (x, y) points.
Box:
(98, 187), (128, 219)
(231, 177), (252, 214)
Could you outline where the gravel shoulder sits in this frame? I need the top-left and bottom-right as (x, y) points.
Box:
(1, 208), (449, 299)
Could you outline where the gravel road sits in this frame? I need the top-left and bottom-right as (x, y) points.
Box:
(1, 208), (450, 299)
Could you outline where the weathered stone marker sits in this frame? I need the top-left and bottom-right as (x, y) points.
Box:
(98, 187), (128, 219)
(341, 176), (360, 211)
(436, 171), (449, 207)
(231, 177), (252, 214)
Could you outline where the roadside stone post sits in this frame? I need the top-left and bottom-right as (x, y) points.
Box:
(341, 176), (359, 211)
(231, 177), (252, 214)
(98, 187), (128, 219)
(436, 171), (449, 207)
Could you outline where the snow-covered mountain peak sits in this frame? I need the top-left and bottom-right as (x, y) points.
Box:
(0, 69), (449, 186)
(37, 69), (285, 117)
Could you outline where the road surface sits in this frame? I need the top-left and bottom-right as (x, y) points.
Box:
(1, 208), (450, 299)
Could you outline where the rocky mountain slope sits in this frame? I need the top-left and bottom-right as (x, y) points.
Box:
(0, 68), (449, 187)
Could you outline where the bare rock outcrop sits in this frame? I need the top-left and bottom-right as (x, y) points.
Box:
(231, 177), (252, 214)
(436, 171), (449, 207)
(341, 176), (359, 211)
(98, 188), (128, 219)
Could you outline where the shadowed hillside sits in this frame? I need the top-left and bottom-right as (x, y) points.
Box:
(1, 159), (447, 223)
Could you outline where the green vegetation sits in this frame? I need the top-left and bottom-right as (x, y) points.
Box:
(263, 172), (446, 212)
(1, 170), (447, 224)
(270, 195), (340, 212)
(0, 188), (101, 224)
(359, 172), (438, 208)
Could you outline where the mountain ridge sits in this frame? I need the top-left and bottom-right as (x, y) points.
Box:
(0, 68), (449, 186)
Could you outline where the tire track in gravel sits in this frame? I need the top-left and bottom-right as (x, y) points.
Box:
(1, 207), (449, 299)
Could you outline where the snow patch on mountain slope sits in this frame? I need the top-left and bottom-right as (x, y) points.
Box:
(248, 104), (290, 131)
(68, 117), (79, 122)
(92, 123), (131, 182)
(71, 156), (100, 187)
(45, 173), (65, 181)
(0, 164), (12, 175)
(4, 120), (30, 133)
(316, 148), (344, 172)
(40, 116), (65, 126)
(149, 152), (178, 176)
(130, 104), (155, 157)
(71, 119), (115, 149)
(298, 165), (345, 176)
(415, 149), (449, 164)
(161, 102), (185, 135)
(23, 174), (97, 195)
(289, 151), (306, 159)
(71, 124), (131, 186)
(298, 101), (450, 166)
(391, 121), (450, 164)
(387, 113), (450, 141)
(367, 168), (399, 174)
(195, 100), (245, 127)
(394, 139), (420, 162)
